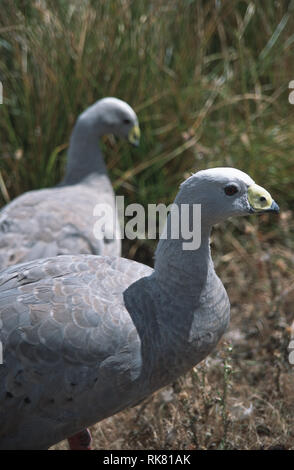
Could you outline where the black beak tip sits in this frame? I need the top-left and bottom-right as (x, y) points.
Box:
(131, 140), (140, 148)
(270, 201), (280, 213)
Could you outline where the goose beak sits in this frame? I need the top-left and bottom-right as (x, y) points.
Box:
(128, 125), (140, 147)
(267, 200), (280, 213)
(248, 184), (279, 213)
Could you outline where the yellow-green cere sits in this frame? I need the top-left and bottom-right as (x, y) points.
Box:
(128, 125), (140, 146)
(247, 183), (273, 211)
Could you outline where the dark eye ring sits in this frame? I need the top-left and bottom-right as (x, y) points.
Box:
(224, 184), (239, 196)
(123, 118), (131, 125)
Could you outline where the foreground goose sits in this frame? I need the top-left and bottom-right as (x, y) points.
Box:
(0, 98), (140, 268)
(0, 168), (279, 450)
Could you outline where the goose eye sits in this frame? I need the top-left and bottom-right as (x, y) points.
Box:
(123, 118), (131, 125)
(224, 184), (239, 196)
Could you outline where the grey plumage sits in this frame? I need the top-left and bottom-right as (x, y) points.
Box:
(0, 168), (279, 449)
(0, 98), (140, 268)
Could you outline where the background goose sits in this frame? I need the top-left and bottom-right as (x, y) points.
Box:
(0, 98), (140, 268)
(0, 168), (279, 450)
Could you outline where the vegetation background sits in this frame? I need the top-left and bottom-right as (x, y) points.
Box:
(0, 0), (294, 449)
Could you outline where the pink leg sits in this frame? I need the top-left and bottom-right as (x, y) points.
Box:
(68, 428), (92, 450)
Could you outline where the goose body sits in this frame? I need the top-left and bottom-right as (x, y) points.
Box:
(0, 168), (279, 449)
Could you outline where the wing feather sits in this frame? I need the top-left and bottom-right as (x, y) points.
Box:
(0, 175), (121, 270)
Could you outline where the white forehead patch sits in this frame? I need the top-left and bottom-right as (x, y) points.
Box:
(98, 97), (137, 119)
(81, 97), (138, 124)
(183, 167), (255, 188)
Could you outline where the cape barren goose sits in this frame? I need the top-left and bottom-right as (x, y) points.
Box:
(0, 98), (140, 269)
(0, 168), (279, 449)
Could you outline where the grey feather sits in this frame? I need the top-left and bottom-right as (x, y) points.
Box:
(0, 168), (278, 449)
